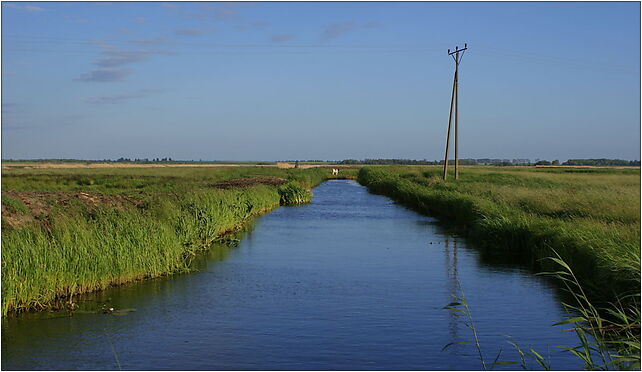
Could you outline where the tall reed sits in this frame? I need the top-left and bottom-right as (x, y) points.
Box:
(357, 166), (640, 301)
(2, 167), (335, 315)
(444, 253), (640, 370)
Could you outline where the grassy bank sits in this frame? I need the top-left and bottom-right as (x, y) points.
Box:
(357, 166), (640, 299)
(358, 166), (641, 367)
(2, 166), (357, 315)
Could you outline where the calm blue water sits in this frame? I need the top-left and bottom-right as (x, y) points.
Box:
(2, 180), (583, 370)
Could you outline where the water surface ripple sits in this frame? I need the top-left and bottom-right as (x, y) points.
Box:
(2, 180), (582, 370)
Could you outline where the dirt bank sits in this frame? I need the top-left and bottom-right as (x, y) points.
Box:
(211, 177), (289, 190)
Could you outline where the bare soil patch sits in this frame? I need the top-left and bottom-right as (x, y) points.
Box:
(211, 177), (288, 190)
(2, 191), (144, 229)
(1, 210), (36, 229)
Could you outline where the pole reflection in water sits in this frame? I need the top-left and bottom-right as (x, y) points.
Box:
(3, 181), (583, 370)
(445, 237), (460, 344)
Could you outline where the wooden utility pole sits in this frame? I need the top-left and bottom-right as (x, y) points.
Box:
(443, 43), (467, 180)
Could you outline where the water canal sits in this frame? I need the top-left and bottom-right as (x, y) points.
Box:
(2, 180), (582, 370)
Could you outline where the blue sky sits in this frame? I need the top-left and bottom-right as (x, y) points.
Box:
(2, 1), (640, 161)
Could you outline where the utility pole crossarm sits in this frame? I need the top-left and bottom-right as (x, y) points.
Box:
(447, 45), (468, 56)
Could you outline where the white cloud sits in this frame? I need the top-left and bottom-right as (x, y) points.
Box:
(76, 43), (176, 82)
(175, 28), (209, 36)
(271, 34), (296, 43)
(321, 21), (382, 41)
(84, 89), (159, 104)
(75, 69), (131, 83)
(3, 3), (45, 12)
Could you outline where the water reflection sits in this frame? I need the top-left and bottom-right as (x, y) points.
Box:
(3, 181), (584, 370)
(444, 237), (461, 344)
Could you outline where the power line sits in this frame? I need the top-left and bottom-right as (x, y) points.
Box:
(474, 44), (637, 74)
(2, 34), (443, 50)
(3, 35), (635, 73)
(1, 47), (435, 56)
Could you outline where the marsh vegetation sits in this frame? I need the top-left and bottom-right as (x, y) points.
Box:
(2, 163), (639, 369)
(1, 166), (359, 315)
(358, 165), (640, 369)
(358, 166), (640, 298)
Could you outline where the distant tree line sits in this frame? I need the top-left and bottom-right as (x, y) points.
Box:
(116, 157), (173, 163)
(3, 158), (639, 167)
(336, 158), (532, 166)
(337, 159), (437, 165)
(2, 158), (276, 165)
(534, 160), (559, 166)
(332, 158), (640, 167)
(562, 159), (640, 166)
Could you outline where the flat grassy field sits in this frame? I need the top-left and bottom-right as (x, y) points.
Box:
(3, 163), (637, 312)
(358, 165), (640, 299)
(1, 165), (358, 315)
(2, 163), (639, 366)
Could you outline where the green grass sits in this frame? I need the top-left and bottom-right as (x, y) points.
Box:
(358, 166), (640, 300)
(278, 183), (312, 205)
(2, 194), (29, 214)
(1, 166), (357, 316)
(358, 165), (640, 369)
(444, 253), (640, 370)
